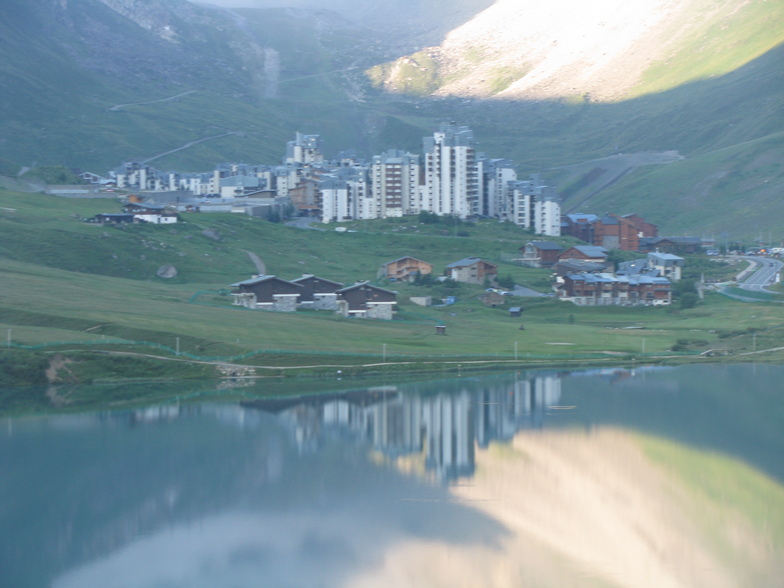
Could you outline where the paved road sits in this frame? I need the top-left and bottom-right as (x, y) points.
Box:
(737, 256), (782, 292)
(285, 217), (325, 230)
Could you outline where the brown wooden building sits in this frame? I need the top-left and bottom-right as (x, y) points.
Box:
(231, 275), (303, 312)
(557, 273), (671, 306)
(519, 241), (564, 268)
(378, 257), (434, 282)
(291, 274), (344, 310)
(336, 282), (398, 319)
(445, 257), (498, 284)
(562, 213), (657, 251)
(557, 245), (609, 263)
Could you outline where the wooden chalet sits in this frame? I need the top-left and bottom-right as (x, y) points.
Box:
(557, 245), (609, 263)
(89, 213), (137, 225)
(291, 274), (344, 310)
(445, 257), (498, 284)
(122, 202), (178, 224)
(557, 273), (671, 306)
(378, 256), (434, 282)
(519, 241), (564, 268)
(639, 236), (702, 254)
(231, 275), (303, 312)
(336, 282), (397, 319)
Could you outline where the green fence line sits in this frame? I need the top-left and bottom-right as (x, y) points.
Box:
(720, 286), (784, 303)
(4, 338), (702, 363)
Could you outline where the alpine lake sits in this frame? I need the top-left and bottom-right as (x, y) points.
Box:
(2, 363), (783, 588)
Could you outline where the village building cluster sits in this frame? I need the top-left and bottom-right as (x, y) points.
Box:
(77, 125), (711, 311)
(98, 124), (561, 236)
(231, 255), (503, 319)
(519, 241), (685, 306)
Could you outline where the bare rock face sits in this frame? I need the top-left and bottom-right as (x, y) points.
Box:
(373, 0), (751, 103)
(156, 265), (178, 279)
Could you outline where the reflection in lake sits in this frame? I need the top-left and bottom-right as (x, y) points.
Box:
(1, 365), (783, 587)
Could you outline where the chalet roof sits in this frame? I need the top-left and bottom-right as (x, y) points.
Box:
(556, 259), (607, 273)
(125, 202), (165, 211)
(648, 252), (684, 263)
(527, 241), (563, 251)
(291, 274), (344, 287)
(230, 275), (303, 288)
(565, 273), (670, 286)
(642, 236), (701, 246)
(446, 256), (497, 269)
(566, 245), (609, 258)
(616, 259), (658, 276)
(382, 256), (432, 267)
(565, 213), (598, 224)
(336, 281), (397, 295)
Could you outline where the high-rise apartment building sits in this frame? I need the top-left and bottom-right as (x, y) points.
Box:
(422, 124), (479, 219)
(370, 149), (421, 218)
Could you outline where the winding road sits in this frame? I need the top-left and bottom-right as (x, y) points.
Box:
(736, 256), (782, 292)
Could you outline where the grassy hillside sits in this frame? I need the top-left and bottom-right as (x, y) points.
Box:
(3, 189), (784, 382)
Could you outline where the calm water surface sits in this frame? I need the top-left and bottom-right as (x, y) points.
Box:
(2, 364), (783, 588)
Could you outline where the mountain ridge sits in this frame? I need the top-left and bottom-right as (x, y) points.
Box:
(0, 0), (782, 237)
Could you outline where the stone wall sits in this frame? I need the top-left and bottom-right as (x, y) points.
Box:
(366, 302), (394, 320)
(272, 294), (298, 312)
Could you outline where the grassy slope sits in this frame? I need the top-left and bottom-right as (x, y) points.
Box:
(3, 188), (784, 369)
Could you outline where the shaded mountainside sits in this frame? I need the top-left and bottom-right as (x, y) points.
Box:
(0, 0), (782, 238)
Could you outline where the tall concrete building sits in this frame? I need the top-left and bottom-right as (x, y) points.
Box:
(422, 124), (479, 219)
(508, 174), (561, 236)
(319, 167), (371, 223)
(371, 149), (421, 218)
(480, 157), (517, 218)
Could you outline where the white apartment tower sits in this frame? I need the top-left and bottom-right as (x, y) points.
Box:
(422, 124), (479, 219)
(371, 150), (421, 218)
(319, 168), (371, 223)
(480, 157), (517, 218)
(507, 174), (561, 236)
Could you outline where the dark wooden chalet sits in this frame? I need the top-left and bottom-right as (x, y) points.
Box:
(231, 275), (303, 311)
(336, 282), (397, 319)
(291, 274), (344, 303)
(89, 213), (136, 225)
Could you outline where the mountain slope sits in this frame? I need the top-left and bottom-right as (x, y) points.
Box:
(0, 0), (782, 238)
(369, 0), (784, 102)
(0, 0), (383, 170)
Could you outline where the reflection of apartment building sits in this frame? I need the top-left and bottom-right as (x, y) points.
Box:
(241, 373), (563, 482)
(475, 375), (561, 447)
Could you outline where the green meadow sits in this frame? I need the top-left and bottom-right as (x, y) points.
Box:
(3, 188), (784, 391)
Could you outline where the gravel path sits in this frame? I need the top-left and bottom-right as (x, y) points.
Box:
(242, 250), (266, 275)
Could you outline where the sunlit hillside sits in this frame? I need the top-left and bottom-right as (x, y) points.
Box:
(369, 0), (784, 101)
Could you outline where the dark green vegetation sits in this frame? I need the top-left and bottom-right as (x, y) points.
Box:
(0, 0), (782, 239)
